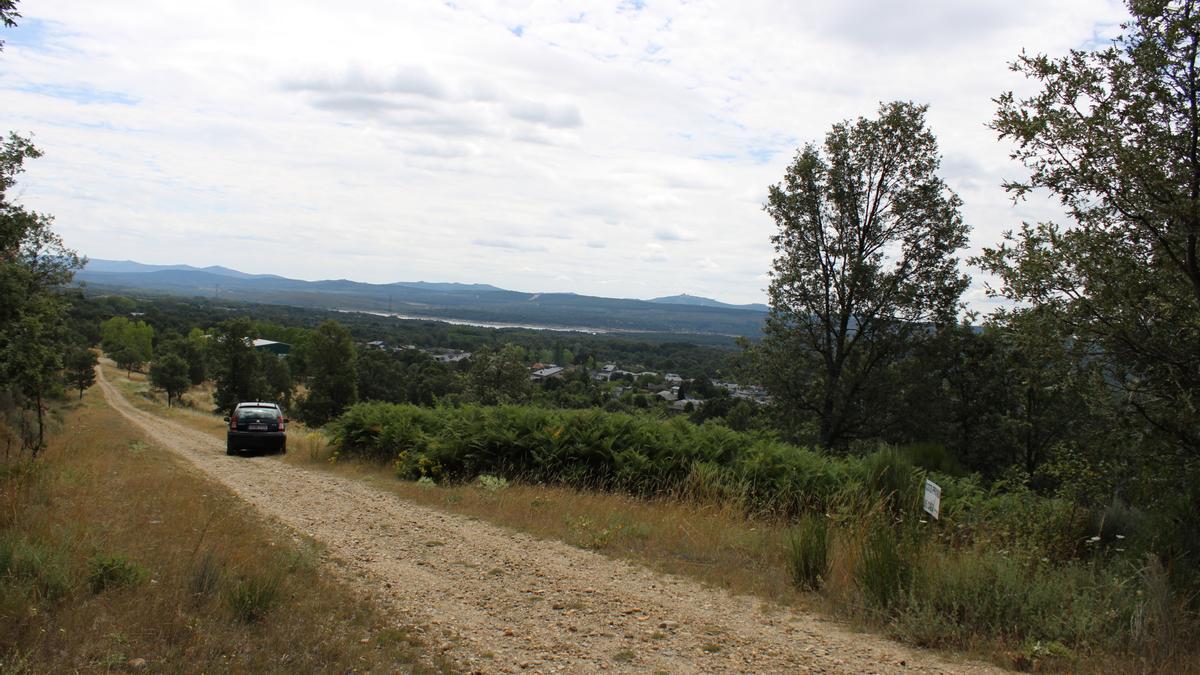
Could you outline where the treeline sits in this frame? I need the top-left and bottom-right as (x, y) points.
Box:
(70, 294), (738, 378)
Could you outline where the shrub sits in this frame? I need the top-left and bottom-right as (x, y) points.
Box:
(0, 534), (75, 603)
(856, 524), (914, 612)
(785, 515), (828, 591)
(225, 573), (280, 623)
(188, 548), (223, 600)
(86, 554), (146, 594)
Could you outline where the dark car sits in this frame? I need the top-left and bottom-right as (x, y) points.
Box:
(224, 402), (287, 455)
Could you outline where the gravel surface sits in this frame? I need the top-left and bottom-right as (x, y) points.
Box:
(97, 369), (1002, 674)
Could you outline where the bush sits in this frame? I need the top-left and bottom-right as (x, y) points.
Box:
(86, 554), (146, 594)
(188, 548), (223, 600)
(785, 515), (828, 591)
(856, 524), (915, 612)
(225, 574), (280, 623)
(0, 534), (75, 603)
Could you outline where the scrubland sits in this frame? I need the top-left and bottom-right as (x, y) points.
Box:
(0, 380), (441, 672)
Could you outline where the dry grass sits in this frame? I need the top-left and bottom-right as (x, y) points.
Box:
(97, 366), (1186, 672)
(0, 381), (444, 672)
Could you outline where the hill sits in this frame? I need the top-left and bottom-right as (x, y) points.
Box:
(648, 293), (769, 313)
(76, 260), (767, 336)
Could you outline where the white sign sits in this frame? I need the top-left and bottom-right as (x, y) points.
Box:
(923, 479), (941, 520)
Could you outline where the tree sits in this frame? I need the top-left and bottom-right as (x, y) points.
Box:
(64, 347), (97, 400)
(298, 320), (357, 425)
(758, 101), (970, 449)
(210, 318), (267, 412)
(150, 352), (190, 407)
(100, 316), (154, 370)
(0, 130), (82, 454)
(982, 0), (1200, 468)
(184, 327), (208, 385)
(466, 345), (530, 405)
(260, 351), (294, 408)
(0, 1), (19, 51)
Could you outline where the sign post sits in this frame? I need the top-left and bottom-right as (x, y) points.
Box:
(923, 479), (941, 520)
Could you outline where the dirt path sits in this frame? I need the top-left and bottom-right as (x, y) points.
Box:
(96, 369), (1000, 674)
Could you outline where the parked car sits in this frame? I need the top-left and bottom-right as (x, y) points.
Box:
(224, 401), (287, 455)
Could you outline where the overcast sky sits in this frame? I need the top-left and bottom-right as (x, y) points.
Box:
(2, 1), (1128, 307)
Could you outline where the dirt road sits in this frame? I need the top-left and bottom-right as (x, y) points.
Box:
(96, 369), (999, 674)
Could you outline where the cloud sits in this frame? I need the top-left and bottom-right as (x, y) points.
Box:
(505, 100), (583, 128)
(283, 65), (450, 99)
(0, 0), (1131, 307)
(473, 238), (547, 253)
(653, 225), (695, 241)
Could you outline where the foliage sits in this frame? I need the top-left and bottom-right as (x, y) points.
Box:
(149, 352), (190, 407)
(331, 401), (926, 518)
(0, 132), (81, 454)
(62, 347), (97, 400)
(758, 101), (969, 449)
(297, 320), (357, 425)
(209, 318), (268, 412)
(785, 514), (828, 590)
(224, 573), (281, 623)
(85, 554), (145, 594)
(466, 344), (531, 405)
(99, 316), (154, 371)
(983, 0), (1200, 479)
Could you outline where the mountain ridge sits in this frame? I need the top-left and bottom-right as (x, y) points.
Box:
(76, 259), (768, 336)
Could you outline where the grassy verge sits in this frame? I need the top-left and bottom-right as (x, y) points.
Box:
(101, 369), (1197, 672)
(0, 381), (443, 672)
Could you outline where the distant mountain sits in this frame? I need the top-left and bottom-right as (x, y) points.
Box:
(75, 261), (767, 336)
(84, 259), (281, 280)
(648, 294), (769, 313)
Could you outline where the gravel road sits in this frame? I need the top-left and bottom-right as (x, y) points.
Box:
(97, 368), (1001, 674)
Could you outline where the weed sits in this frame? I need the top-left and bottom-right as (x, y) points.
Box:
(225, 573), (281, 623)
(416, 476), (436, 489)
(86, 554), (146, 594)
(188, 548), (223, 600)
(855, 524), (913, 612)
(613, 648), (636, 662)
(476, 474), (508, 492)
(701, 643), (722, 653)
(785, 514), (828, 591)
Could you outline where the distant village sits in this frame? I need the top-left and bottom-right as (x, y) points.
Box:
(360, 340), (772, 412)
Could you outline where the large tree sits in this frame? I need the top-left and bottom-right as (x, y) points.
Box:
(981, 0), (1200, 467)
(758, 101), (969, 449)
(298, 320), (357, 425)
(0, 132), (81, 454)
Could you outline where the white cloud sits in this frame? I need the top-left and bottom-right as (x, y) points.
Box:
(0, 0), (1130, 306)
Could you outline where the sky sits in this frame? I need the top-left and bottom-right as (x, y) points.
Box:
(1, 0), (1129, 308)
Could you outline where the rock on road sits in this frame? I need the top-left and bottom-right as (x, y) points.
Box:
(96, 368), (1000, 674)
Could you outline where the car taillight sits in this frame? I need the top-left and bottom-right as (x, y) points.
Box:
(230, 414), (238, 430)
(277, 415), (285, 431)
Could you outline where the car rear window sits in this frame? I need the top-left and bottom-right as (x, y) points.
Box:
(237, 409), (278, 422)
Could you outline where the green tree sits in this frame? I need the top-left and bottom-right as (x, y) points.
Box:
(260, 352), (294, 409)
(210, 318), (267, 412)
(983, 0), (1200, 468)
(467, 345), (530, 405)
(100, 316), (154, 369)
(64, 346), (98, 400)
(150, 352), (190, 407)
(0, 130), (82, 454)
(758, 101), (970, 449)
(299, 320), (357, 425)
(184, 327), (208, 385)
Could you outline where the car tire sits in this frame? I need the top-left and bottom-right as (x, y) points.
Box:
(226, 442), (236, 456)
